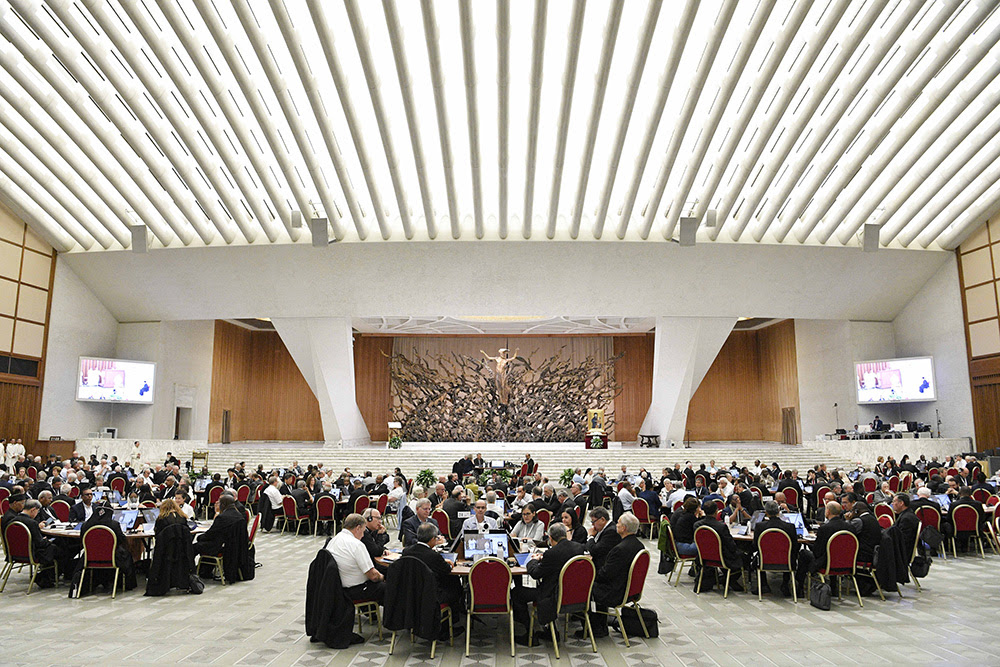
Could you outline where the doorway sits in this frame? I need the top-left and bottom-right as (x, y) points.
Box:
(174, 407), (192, 440)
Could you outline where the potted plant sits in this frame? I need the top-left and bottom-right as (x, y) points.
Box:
(559, 468), (575, 487)
(416, 468), (436, 489)
(387, 435), (402, 450)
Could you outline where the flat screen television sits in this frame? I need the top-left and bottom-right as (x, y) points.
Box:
(855, 356), (935, 404)
(76, 357), (156, 404)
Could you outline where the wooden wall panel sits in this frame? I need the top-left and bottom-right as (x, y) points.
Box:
(613, 334), (654, 443)
(354, 336), (393, 442)
(208, 321), (323, 442)
(685, 321), (800, 442)
(0, 381), (42, 448)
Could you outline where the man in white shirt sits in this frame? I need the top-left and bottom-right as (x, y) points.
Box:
(175, 492), (196, 519)
(263, 476), (283, 510)
(666, 484), (690, 511)
(387, 477), (406, 512)
(462, 499), (499, 533)
(717, 477), (734, 499)
(327, 513), (385, 603)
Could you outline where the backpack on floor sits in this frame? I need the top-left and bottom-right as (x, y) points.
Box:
(618, 606), (659, 638)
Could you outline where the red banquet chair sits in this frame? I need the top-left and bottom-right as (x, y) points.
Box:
(952, 505), (987, 559)
(528, 555), (597, 658)
(204, 485), (224, 519)
(594, 549), (651, 647)
(757, 528), (797, 603)
(672, 500), (685, 512)
(353, 495), (370, 516)
(888, 476), (899, 493)
(69, 486), (80, 499)
(236, 485), (251, 506)
(809, 530), (864, 607)
(915, 506), (945, 558)
(314, 496), (336, 536)
(281, 496), (309, 536)
(783, 487), (799, 510)
(694, 526), (742, 599)
(51, 499), (71, 523)
(987, 495), (1000, 507)
(946, 468), (959, 478)
(865, 493), (876, 505)
(78, 524), (120, 598)
(631, 498), (657, 539)
(26, 467), (37, 481)
(376, 494), (389, 516)
(875, 504), (894, 519)
(1, 522), (57, 595)
(814, 486), (831, 507)
(663, 523), (697, 587)
(927, 468), (940, 478)
(862, 477), (878, 493)
(877, 514), (894, 529)
(466, 557), (515, 657)
(431, 508), (452, 540)
(0, 498), (8, 516)
(972, 489), (990, 504)
(0, 487), (9, 503)
(535, 508), (552, 531)
(109, 477), (126, 496)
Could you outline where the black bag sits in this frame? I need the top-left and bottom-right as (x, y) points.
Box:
(188, 574), (205, 595)
(657, 552), (674, 575)
(694, 567), (716, 593)
(910, 555), (931, 578)
(810, 579), (831, 610)
(618, 606), (659, 638)
(920, 525), (944, 551)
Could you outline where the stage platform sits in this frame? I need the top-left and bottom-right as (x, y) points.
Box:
(74, 437), (975, 482)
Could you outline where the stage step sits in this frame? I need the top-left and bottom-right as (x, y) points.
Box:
(201, 442), (858, 483)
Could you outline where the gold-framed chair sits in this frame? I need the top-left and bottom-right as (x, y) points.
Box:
(807, 530), (863, 607)
(1, 522), (58, 595)
(466, 557), (515, 657)
(593, 549), (651, 647)
(528, 554), (597, 659)
(79, 525), (119, 598)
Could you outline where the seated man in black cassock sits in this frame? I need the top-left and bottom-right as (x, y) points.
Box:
(195, 495), (250, 583)
(400, 521), (465, 617)
(361, 507), (390, 571)
(694, 500), (749, 591)
(753, 500), (799, 596)
(78, 503), (138, 592)
(11, 499), (58, 587)
(511, 522), (585, 646)
(587, 512), (646, 637)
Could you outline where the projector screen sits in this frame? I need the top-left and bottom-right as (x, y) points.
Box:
(77, 357), (156, 404)
(855, 357), (935, 404)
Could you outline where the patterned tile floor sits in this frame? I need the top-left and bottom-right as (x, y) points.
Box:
(1, 529), (997, 666)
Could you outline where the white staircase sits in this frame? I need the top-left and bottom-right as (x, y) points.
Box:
(202, 442), (858, 482)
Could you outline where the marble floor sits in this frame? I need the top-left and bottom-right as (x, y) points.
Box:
(0, 527), (997, 667)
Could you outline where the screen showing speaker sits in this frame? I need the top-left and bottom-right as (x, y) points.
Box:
(76, 357), (156, 404)
(855, 357), (935, 404)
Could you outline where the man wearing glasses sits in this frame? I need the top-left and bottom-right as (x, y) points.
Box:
(69, 488), (96, 523)
(462, 500), (499, 533)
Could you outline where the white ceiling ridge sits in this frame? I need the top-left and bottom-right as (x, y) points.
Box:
(817, 9), (1000, 245)
(520, 0), (547, 241)
(774, 0), (968, 245)
(732, 0), (898, 243)
(663, 0), (776, 240)
(0, 168), (74, 251)
(35, 0), (237, 244)
(936, 179), (1000, 249)
(496, 0), (509, 240)
(266, 0), (370, 241)
(697, 0), (813, 239)
(458, 0), (484, 240)
(643, 0), (740, 241)
(101, 0), (278, 244)
(711, 0), (853, 242)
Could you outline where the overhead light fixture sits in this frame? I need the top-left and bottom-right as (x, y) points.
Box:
(705, 209), (718, 227)
(863, 222), (880, 252)
(290, 210), (302, 228)
(309, 217), (329, 247)
(129, 224), (149, 253)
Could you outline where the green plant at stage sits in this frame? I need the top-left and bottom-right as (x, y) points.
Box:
(559, 468), (575, 487)
(387, 435), (402, 449)
(477, 467), (513, 488)
(416, 468), (436, 489)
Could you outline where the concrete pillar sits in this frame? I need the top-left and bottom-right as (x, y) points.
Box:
(639, 316), (736, 443)
(272, 317), (371, 446)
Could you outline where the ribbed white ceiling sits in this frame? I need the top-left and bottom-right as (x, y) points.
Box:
(0, 0), (998, 254)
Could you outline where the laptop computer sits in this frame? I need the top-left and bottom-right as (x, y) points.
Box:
(514, 552), (533, 567)
(781, 512), (807, 536)
(141, 508), (160, 524)
(463, 531), (510, 559)
(112, 509), (139, 531)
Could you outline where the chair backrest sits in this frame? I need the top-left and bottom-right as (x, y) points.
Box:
(783, 487), (799, 508)
(694, 526), (724, 568)
(431, 508), (451, 538)
(4, 522), (33, 564)
(632, 498), (650, 523)
(927, 468), (939, 478)
(946, 468), (958, 477)
(110, 477), (125, 494)
(972, 489), (989, 503)
(519, 464), (528, 478)
(952, 504), (981, 533)
(52, 499), (71, 522)
(815, 487), (831, 504)
(556, 555), (595, 614)
(315, 495), (336, 520)
(208, 485), (224, 505)
(248, 513), (261, 545)
(862, 477), (877, 493)
(616, 481), (626, 492)
(575, 505), (582, 521)
(353, 495), (370, 515)
(622, 550), (651, 605)
(758, 528), (794, 569)
(874, 504), (894, 518)
(69, 486), (80, 498)
(865, 492), (875, 504)
(26, 467), (38, 480)
(82, 524), (118, 569)
(914, 506), (940, 530)
(823, 531), (859, 576)
(376, 494), (388, 514)
(0, 486), (9, 502)
(536, 508), (551, 530)
(988, 495), (1000, 507)
(749, 487), (761, 498)
(282, 495), (298, 519)
(888, 476), (899, 492)
(0, 498), (7, 515)
(252, 484), (263, 502)
(236, 485), (251, 503)
(673, 500), (684, 511)
(496, 490), (505, 499)
(141, 500), (156, 508)
(468, 557), (512, 613)
(877, 514), (893, 529)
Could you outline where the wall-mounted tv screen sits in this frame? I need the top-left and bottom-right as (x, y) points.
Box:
(76, 357), (155, 404)
(855, 357), (935, 404)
